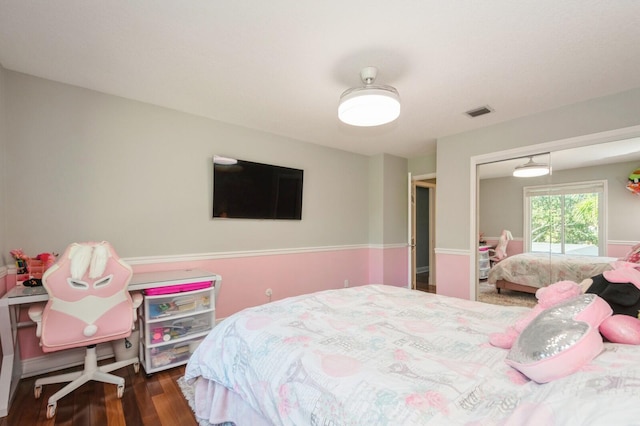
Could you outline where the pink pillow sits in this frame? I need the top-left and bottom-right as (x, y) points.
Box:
(600, 314), (640, 344)
(506, 294), (611, 383)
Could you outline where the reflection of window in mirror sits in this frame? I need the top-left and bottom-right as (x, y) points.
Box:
(523, 180), (606, 256)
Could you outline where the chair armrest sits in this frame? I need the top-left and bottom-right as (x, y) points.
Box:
(131, 292), (143, 326)
(131, 292), (143, 309)
(28, 303), (46, 338)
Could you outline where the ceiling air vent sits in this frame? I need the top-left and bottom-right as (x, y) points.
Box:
(465, 106), (493, 118)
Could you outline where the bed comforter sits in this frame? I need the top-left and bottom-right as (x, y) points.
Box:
(184, 284), (640, 425)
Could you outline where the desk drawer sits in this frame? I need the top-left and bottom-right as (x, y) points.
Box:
(145, 287), (211, 320)
(146, 337), (204, 371)
(148, 311), (212, 345)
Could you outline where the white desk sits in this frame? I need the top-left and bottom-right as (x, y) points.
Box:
(0, 269), (221, 417)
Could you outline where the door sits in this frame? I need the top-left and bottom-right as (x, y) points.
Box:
(410, 177), (436, 291)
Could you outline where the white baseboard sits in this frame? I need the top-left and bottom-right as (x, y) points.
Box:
(21, 343), (115, 379)
(416, 266), (429, 274)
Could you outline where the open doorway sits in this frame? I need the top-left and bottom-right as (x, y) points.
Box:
(411, 177), (436, 292)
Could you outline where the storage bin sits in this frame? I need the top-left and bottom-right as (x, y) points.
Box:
(479, 267), (490, 280)
(147, 292), (211, 319)
(149, 341), (194, 368)
(148, 312), (211, 344)
(139, 280), (216, 374)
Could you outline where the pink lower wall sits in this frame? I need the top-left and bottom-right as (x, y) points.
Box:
(368, 246), (409, 287)
(435, 253), (471, 299)
(12, 246), (408, 360)
(12, 239), (633, 360)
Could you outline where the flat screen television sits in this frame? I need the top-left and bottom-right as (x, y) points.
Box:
(212, 156), (304, 220)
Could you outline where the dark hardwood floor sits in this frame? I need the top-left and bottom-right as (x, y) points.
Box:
(415, 272), (435, 293)
(0, 364), (197, 426)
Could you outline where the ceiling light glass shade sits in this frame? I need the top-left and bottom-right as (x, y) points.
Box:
(338, 66), (400, 127)
(513, 158), (550, 177)
(338, 86), (401, 126)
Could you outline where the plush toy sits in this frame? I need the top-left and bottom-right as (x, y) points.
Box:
(620, 243), (640, 264)
(582, 261), (640, 344)
(582, 261), (640, 316)
(489, 280), (583, 349)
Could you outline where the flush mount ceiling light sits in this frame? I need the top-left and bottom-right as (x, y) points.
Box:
(513, 157), (551, 177)
(338, 66), (400, 127)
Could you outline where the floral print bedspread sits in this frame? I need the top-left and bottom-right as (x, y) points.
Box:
(185, 284), (640, 425)
(487, 253), (616, 288)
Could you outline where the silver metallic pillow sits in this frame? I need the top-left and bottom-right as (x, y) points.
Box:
(506, 294), (611, 383)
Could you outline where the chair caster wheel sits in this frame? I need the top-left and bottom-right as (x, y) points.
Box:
(46, 402), (57, 419)
(34, 385), (42, 399)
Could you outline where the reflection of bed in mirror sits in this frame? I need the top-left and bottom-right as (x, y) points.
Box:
(487, 252), (617, 294)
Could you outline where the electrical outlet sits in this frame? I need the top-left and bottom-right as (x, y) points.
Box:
(265, 288), (273, 297)
(344, 279), (349, 288)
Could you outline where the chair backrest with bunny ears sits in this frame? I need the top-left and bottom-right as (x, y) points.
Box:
(39, 241), (134, 352)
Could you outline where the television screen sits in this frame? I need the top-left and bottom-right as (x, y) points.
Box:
(212, 156), (303, 220)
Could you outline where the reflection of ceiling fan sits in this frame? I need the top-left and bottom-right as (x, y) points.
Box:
(512, 157), (550, 178)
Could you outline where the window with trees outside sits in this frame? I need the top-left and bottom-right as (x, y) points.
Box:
(523, 180), (607, 256)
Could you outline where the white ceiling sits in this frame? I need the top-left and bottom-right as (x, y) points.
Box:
(1, 1), (640, 159)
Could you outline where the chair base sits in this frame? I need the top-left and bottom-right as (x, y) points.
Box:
(34, 345), (139, 418)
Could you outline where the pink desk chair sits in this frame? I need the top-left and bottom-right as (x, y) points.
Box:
(28, 241), (142, 418)
(489, 230), (513, 265)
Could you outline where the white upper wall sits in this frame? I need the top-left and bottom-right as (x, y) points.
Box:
(408, 154), (436, 177)
(437, 88), (640, 251)
(383, 154), (409, 244)
(3, 71), (373, 258)
(368, 153), (409, 245)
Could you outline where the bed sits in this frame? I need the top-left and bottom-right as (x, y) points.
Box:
(487, 253), (617, 294)
(182, 284), (640, 425)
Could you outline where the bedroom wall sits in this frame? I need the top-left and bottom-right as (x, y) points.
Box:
(0, 65), (6, 293)
(1, 70), (412, 311)
(436, 88), (640, 299)
(4, 71), (374, 256)
(408, 153), (436, 176)
(3, 70), (412, 365)
(368, 153), (409, 285)
(479, 160), (640, 248)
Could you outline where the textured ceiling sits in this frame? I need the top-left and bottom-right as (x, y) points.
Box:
(1, 1), (640, 158)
